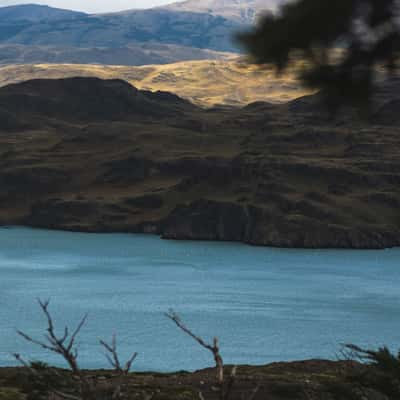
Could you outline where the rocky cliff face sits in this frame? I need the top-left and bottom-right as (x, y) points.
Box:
(162, 199), (400, 248)
(0, 77), (399, 249)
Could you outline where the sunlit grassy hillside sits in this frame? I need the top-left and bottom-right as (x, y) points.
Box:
(0, 60), (311, 107)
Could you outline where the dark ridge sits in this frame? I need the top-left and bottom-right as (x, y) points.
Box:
(0, 77), (197, 122)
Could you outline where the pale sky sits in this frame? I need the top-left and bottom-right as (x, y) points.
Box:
(0, 0), (177, 13)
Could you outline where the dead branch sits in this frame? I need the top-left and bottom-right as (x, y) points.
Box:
(16, 298), (95, 399)
(17, 298), (87, 375)
(13, 353), (32, 369)
(165, 310), (224, 386)
(99, 334), (138, 375)
(16, 299), (141, 400)
(99, 334), (138, 399)
(165, 310), (228, 399)
(166, 311), (261, 400)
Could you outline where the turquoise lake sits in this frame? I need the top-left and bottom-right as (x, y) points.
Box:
(0, 226), (399, 371)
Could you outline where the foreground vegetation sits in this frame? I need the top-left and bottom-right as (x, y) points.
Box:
(2, 300), (400, 400)
(0, 360), (381, 400)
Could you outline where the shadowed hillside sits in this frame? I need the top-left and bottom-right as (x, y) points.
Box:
(0, 43), (234, 66)
(0, 77), (399, 248)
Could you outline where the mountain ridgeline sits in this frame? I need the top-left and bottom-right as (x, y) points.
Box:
(0, 1), (285, 65)
(0, 4), (86, 22)
(0, 3), (247, 50)
(1, 77), (399, 249)
(0, 8), (239, 51)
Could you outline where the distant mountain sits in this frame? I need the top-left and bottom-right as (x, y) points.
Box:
(0, 1), (287, 63)
(0, 4), (244, 53)
(1, 9), (241, 51)
(0, 43), (232, 66)
(161, 0), (286, 23)
(0, 4), (86, 22)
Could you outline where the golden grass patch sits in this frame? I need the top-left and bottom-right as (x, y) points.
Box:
(0, 60), (312, 107)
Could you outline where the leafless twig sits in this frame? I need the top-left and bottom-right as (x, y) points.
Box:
(99, 334), (138, 399)
(166, 311), (261, 400)
(165, 310), (224, 386)
(16, 298), (94, 399)
(165, 310), (232, 400)
(17, 299), (86, 375)
(100, 334), (138, 375)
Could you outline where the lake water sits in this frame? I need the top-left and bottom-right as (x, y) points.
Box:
(0, 226), (399, 372)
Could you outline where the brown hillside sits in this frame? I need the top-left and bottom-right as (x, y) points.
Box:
(0, 77), (399, 248)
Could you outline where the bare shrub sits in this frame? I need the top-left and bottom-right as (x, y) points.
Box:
(15, 299), (137, 400)
(165, 310), (260, 400)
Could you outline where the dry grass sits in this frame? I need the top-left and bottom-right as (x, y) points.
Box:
(0, 59), (312, 107)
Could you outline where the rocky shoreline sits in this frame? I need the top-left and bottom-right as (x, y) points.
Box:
(12, 203), (400, 250)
